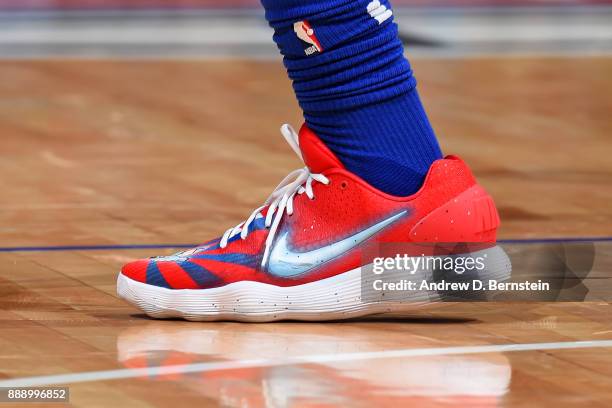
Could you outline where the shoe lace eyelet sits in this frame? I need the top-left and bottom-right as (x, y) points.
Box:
(340, 181), (348, 190)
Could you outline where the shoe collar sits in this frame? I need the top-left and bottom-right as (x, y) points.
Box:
(298, 124), (345, 174)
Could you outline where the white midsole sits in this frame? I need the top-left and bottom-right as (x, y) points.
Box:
(117, 266), (402, 322)
(117, 246), (512, 322)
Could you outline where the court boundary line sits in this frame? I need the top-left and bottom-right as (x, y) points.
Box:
(0, 236), (610, 252)
(1, 340), (611, 388)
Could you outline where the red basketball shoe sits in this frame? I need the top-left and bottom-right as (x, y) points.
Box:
(118, 124), (509, 321)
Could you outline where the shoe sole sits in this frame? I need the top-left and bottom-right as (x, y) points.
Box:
(117, 246), (511, 322)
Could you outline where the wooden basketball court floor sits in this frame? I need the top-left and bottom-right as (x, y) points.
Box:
(1, 55), (612, 406)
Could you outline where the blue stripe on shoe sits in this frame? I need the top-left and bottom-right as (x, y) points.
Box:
(179, 261), (222, 288)
(191, 252), (259, 268)
(145, 261), (172, 289)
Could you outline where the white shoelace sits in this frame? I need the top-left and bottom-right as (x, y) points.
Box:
(220, 124), (330, 267)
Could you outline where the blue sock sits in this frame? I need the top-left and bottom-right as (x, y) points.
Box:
(261, 0), (443, 196)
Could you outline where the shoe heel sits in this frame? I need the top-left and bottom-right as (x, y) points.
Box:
(410, 184), (500, 242)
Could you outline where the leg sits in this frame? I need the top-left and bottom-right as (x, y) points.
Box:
(262, 0), (442, 196)
(117, 1), (503, 322)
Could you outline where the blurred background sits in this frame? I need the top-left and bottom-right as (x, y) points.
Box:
(1, 0), (611, 58)
(1, 0), (611, 247)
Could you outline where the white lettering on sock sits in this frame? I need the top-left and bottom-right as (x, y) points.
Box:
(367, 1), (393, 24)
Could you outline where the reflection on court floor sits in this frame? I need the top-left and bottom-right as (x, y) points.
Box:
(118, 323), (512, 407)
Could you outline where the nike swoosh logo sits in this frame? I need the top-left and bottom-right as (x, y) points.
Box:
(267, 210), (408, 278)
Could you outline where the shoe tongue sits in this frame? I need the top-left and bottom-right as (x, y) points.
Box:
(298, 124), (345, 173)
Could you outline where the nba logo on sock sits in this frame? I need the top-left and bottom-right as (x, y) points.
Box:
(293, 20), (323, 56)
